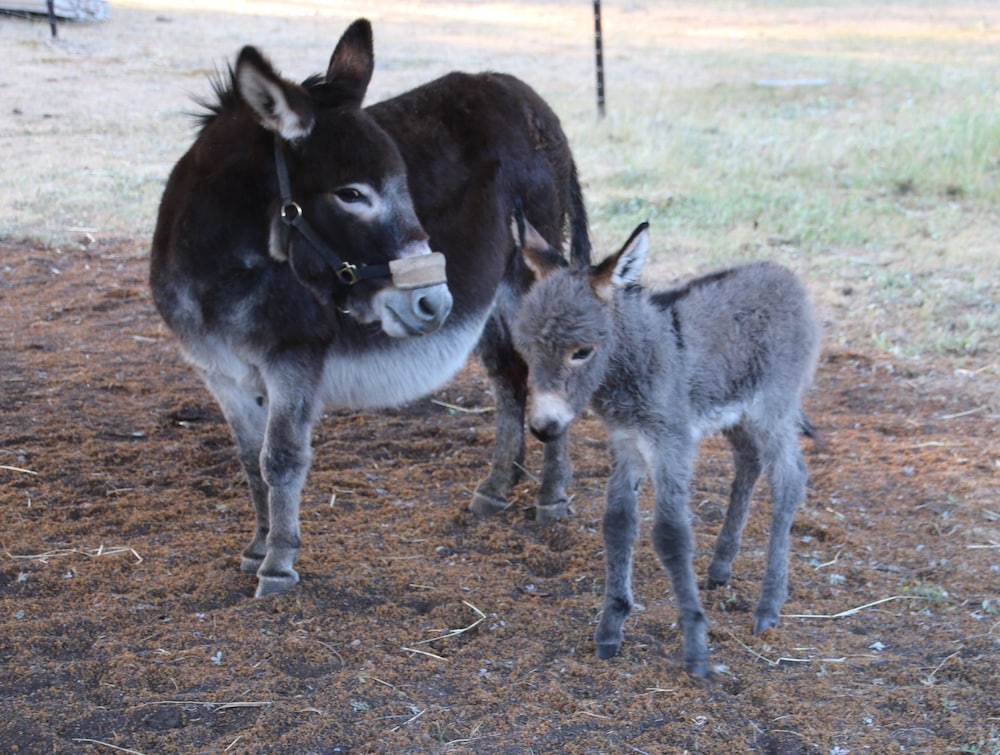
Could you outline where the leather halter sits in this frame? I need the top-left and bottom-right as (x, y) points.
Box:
(272, 135), (390, 286)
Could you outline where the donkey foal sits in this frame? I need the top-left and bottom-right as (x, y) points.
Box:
(513, 220), (820, 677)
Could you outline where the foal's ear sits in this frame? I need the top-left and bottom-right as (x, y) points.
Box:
(236, 47), (315, 140)
(513, 214), (567, 280)
(591, 222), (650, 302)
(326, 19), (375, 104)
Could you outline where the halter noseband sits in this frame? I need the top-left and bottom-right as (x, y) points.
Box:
(272, 136), (447, 291)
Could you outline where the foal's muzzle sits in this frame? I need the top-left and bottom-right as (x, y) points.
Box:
(529, 421), (565, 444)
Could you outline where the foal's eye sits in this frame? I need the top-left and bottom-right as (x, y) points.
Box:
(334, 187), (365, 204)
(569, 346), (594, 363)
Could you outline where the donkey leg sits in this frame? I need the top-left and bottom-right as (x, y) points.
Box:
(594, 432), (643, 659)
(535, 432), (572, 521)
(707, 425), (762, 589)
(648, 437), (709, 677)
(753, 429), (808, 633)
(199, 366), (270, 575)
(254, 365), (321, 597)
(470, 317), (527, 515)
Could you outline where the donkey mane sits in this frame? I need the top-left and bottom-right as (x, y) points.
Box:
(191, 66), (239, 131)
(192, 65), (359, 134)
(649, 268), (737, 311)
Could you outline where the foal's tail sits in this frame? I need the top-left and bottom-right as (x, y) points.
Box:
(567, 161), (592, 268)
(800, 411), (829, 452)
(800, 412), (817, 439)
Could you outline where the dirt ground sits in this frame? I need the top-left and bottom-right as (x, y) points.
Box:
(0, 233), (997, 754)
(2, 0), (998, 751)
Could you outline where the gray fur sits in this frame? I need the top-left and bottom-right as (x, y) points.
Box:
(513, 221), (820, 677)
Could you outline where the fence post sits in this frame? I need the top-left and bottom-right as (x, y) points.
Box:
(593, 0), (605, 117)
(47, 0), (58, 37)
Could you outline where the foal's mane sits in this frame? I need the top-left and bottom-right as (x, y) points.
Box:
(650, 268), (736, 311)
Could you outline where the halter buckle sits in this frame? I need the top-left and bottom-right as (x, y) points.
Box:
(336, 262), (360, 285)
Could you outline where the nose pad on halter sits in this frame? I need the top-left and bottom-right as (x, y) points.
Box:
(388, 252), (447, 290)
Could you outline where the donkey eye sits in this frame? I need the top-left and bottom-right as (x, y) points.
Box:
(569, 346), (594, 363)
(334, 187), (366, 204)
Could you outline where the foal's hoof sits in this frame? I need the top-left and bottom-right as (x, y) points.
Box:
(706, 563), (732, 589)
(469, 490), (510, 517)
(254, 570), (299, 597)
(686, 658), (711, 679)
(595, 640), (622, 660)
(534, 499), (570, 521)
(753, 614), (779, 634)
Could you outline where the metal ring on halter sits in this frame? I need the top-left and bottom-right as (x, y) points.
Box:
(280, 202), (302, 224)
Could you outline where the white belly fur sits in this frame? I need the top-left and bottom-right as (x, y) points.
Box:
(318, 313), (488, 410)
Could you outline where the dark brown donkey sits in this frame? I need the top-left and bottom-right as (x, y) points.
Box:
(150, 19), (590, 597)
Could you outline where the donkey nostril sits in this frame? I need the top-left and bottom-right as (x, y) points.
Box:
(416, 295), (435, 319)
(530, 421), (563, 443)
(407, 287), (452, 331)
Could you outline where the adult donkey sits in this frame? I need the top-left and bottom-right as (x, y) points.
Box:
(150, 19), (589, 597)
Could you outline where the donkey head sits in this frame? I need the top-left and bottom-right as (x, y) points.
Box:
(513, 217), (650, 441)
(235, 19), (451, 338)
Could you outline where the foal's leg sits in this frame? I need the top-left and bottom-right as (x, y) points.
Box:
(594, 430), (643, 659)
(647, 433), (709, 677)
(535, 431), (572, 521)
(753, 425), (808, 633)
(706, 424), (762, 588)
(199, 365), (270, 575)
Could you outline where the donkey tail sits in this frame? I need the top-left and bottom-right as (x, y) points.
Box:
(799, 411), (829, 451)
(567, 162), (592, 267)
(800, 411), (818, 439)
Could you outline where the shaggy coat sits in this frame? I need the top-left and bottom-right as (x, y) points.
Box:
(513, 220), (820, 676)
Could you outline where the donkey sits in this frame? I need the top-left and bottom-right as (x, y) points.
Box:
(512, 218), (820, 677)
(150, 19), (589, 597)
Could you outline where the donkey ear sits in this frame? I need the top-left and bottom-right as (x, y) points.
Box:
(591, 222), (650, 302)
(513, 213), (568, 281)
(326, 19), (375, 104)
(235, 46), (315, 140)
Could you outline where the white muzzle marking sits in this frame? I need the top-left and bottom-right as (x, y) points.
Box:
(529, 391), (576, 434)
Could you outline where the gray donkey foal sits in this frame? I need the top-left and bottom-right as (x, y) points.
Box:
(513, 219), (820, 677)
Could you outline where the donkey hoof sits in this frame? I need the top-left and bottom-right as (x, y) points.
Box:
(534, 500), (570, 521)
(469, 490), (510, 517)
(595, 640), (622, 660)
(753, 614), (779, 634)
(240, 555), (263, 575)
(686, 658), (711, 679)
(706, 563), (732, 589)
(254, 570), (299, 597)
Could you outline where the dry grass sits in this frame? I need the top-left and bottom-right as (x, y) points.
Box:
(2, 2), (996, 371)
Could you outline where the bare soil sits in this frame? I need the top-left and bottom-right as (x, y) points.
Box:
(1, 236), (997, 754)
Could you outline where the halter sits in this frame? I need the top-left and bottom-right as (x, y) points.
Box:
(272, 136), (450, 293)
